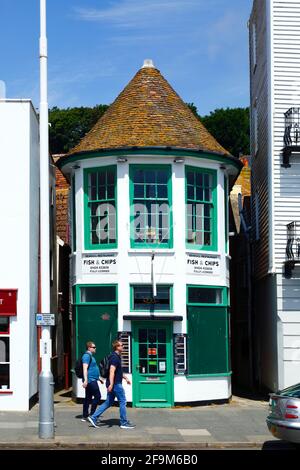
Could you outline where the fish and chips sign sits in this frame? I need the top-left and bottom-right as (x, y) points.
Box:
(186, 253), (221, 276)
(82, 254), (118, 274)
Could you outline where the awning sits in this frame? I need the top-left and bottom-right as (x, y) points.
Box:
(0, 289), (18, 316)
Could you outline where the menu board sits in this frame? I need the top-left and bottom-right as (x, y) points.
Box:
(174, 334), (187, 375)
(118, 331), (131, 374)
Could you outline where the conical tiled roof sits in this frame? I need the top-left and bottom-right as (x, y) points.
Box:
(67, 63), (230, 156)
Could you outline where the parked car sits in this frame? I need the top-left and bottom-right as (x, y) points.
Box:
(267, 383), (300, 444)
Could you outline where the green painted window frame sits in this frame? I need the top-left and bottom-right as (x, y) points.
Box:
(185, 166), (218, 252)
(83, 165), (117, 250)
(224, 175), (229, 253)
(186, 285), (228, 307)
(74, 284), (118, 305)
(129, 164), (173, 249)
(130, 285), (173, 312)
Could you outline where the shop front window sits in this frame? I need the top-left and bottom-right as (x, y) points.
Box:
(132, 285), (172, 312)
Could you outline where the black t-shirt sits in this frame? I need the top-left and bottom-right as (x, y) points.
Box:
(107, 352), (123, 387)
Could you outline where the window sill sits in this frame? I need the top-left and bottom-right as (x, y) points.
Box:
(128, 249), (175, 254)
(186, 372), (232, 378)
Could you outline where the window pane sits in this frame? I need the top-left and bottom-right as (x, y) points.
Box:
(0, 338), (9, 362)
(133, 286), (171, 311)
(188, 287), (223, 304)
(0, 364), (9, 388)
(134, 185), (144, 198)
(145, 170), (155, 183)
(0, 318), (9, 334)
(80, 286), (116, 303)
(139, 329), (147, 343)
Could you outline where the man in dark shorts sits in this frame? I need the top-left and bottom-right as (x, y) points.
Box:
(81, 341), (103, 421)
(88, 340), (135, 429)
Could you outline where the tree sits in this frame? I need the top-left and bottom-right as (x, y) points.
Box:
(187, 104), (250, 157)
(200, 107), (250, 158)
(49, 104), (109, 154)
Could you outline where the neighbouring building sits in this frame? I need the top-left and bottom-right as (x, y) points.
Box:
(57, 60), (241, 407)
(0, 100), (40, 410)
(229, 156), (253, 391)
(249, 0), (300, 392)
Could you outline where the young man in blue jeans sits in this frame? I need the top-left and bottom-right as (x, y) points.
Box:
(88, 340), (135, 429)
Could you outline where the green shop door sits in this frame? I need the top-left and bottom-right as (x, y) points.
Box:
(132, 322), (174, 408)
(76, 305), (118, 363)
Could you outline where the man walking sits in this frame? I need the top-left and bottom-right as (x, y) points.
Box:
(88, 340), (135, 429)
(81, 341), (103, 421)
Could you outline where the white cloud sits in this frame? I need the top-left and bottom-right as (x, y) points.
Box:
(74, 0), (212, 27)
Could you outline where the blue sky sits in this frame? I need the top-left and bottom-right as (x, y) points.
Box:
(1, 0), (252, 115)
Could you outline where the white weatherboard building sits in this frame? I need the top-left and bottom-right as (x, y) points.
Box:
(58, 61), (241, 406)
(250, 0), (300, 391)
(0, 100), (39, 410)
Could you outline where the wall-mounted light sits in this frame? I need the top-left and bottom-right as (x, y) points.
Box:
(174, 157), (185, 163)
(72, 164), (80, 169)
(117, 157), (128, 163)
(219, 164), (227, 170)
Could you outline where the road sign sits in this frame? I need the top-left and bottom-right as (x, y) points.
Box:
(36, 313), (55, 326)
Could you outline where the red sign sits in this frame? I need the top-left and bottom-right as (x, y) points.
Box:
(0, 289), (17, 316)
(148, 348), (157, 356)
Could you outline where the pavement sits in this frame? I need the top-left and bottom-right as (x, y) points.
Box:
(0, 391), (296, 450)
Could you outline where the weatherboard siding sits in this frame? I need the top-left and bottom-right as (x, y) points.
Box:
(273, 0), (300, 271)
(250, 0), (270, 280)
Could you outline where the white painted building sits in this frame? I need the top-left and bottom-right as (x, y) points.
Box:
(58, 61), (241, 406)
(249, 0), (300, 391)
(0, 100), (39, 410)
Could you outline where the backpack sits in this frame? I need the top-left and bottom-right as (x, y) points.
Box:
(99, 354), (112, 379)
(74, 353), (92, 379)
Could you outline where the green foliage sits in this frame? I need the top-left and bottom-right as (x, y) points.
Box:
(200, 107), (250, 158)
(49, 104), (109, 154)
(49, 103), (250, 158)
(187, 104), (250, 157)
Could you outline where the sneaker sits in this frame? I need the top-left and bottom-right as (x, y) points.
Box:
(120, 422), (136, 429)
(87, 416), (100, 428)
(81, 417), (88, 422)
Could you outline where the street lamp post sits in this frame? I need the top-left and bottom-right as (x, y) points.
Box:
(38, 0), (54, 439)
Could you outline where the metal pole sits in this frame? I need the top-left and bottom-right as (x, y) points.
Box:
(39, 0), (54, 439)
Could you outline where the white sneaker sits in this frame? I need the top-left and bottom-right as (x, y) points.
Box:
(120, 422), (136, 429)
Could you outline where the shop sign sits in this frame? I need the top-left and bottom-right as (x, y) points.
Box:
(0, 289), (17, 316)
(82, 254), (118, 274)
(186, 253), (221, 276)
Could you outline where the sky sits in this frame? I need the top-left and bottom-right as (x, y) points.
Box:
(0, 0), (253, 116)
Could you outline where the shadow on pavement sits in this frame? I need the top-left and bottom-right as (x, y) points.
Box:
(262, 440), (299, 450)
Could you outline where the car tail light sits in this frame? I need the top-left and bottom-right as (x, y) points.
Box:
(286, 405), (298, 409)
(285, 413), (298, 419)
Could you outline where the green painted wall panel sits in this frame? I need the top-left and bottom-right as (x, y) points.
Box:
(187, 307), (228, 375)
(76, 305), (118, 363)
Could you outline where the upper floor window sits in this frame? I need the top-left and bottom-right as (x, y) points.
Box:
(186, 167), (217, 251)
(84, 166), (117, 250)
(130, 165), (172, 248)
